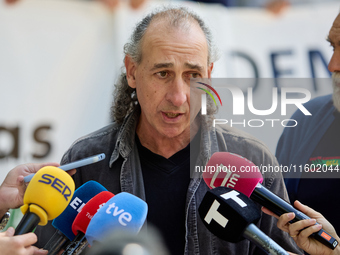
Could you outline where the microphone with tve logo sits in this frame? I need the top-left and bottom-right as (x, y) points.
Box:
(202, 152), (339, 250)
(198, 186), (289, 255)
(85, 192), (148, 246)
(62, 191), (115, 255)
(44, 180), (107, 255)
(15, 166), (75, 235)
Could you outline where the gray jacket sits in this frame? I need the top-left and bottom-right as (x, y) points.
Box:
(36, 108), (301, 254)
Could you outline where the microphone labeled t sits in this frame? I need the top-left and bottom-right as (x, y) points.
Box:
(204, 200), (228, 227)
(199, 187), (290, 255)
(220, 190), (247, 208)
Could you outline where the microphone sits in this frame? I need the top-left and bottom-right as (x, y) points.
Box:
(202, 152), (339, 250)
(43, 180), (107, 255)
(62, 191), (115, 255)
(15, 166), (75, 235)
(85, 192), (148, 246)
(86, 225), (169, 255)
(198, 186), (289, 255)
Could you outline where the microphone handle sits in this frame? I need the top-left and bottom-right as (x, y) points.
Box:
(251, 183), (307, 220)
(15, 211), (40, 235)
(72, 238), (89, 255)
(243, 223), (289, 255)
(44, 229), (70, 255)
(251, 183), (338, 250)
(62, 232), (86, 255)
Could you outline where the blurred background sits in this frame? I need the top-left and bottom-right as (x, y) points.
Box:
(0, 0), (338, 185)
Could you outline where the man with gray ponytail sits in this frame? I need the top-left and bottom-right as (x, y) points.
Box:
(35, 7), (301, 255)
(111, 7), (218, 127)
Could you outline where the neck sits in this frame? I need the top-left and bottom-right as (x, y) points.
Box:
(136, 117), (200, 159)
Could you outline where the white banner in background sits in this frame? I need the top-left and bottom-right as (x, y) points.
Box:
(0, 0), (338, 183)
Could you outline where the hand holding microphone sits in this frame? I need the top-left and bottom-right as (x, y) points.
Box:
(203, 152), (339, 250)
(0, 162), (60, 218)
(263, 201), (340, 255)
(15, 166), (75, 235)
(0, 162), (75, 255)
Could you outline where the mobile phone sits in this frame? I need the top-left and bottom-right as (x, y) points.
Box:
(24, 153), (106, 182)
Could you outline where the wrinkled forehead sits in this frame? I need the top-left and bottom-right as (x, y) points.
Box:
(335, 13), (340, 25)
(330, 13), (340, 34)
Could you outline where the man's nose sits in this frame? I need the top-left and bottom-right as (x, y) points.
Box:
(165, 78), (187, 107)
(328, 51), (340, 73)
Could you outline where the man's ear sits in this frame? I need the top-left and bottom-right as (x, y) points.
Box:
(125, 55), (137, 89)
(208, 62), (214, 78)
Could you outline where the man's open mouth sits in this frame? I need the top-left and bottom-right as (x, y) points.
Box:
(164, 112), (181, 118)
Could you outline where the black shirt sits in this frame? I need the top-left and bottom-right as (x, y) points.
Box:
(136, 132), (200, 255)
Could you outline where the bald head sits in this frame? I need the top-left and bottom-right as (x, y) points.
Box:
(123, 7), (217, 65)
(149, 8), (203, 34)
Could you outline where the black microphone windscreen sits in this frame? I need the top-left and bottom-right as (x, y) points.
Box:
(198, 186), (261, 243)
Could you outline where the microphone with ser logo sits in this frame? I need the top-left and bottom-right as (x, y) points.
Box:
(15, 166), (75, 235)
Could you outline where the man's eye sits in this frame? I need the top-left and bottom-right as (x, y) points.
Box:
(157, 71), (168, 78)
(190, 73), (200, 78)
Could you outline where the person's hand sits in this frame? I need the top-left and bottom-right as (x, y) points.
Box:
(4, 0), (20, 4)
(265, 0), (290, 15)
(0, 227), (47, 255)
(129, 0), (146, 9)
(262, 200), (340, 255)
(97, 0), (147, 11)
(0, 162), (75, 216)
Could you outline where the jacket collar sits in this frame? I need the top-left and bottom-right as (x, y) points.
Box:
(109, 106), (140, 167)
(109, 107), (219, 168)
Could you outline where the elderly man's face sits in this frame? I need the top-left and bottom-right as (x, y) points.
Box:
(328, 13), (340, 111)
(126, 20), (213, 140)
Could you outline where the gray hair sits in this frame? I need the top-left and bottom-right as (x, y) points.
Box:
(111, 6), (218, 123)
